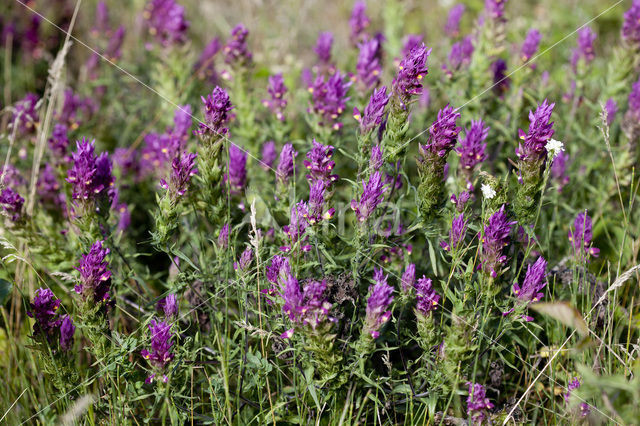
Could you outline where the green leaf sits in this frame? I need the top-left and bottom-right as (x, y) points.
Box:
(0, 279), (12, 306)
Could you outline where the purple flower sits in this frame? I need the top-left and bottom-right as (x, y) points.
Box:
(314, 32), (333, 67)
(261, 141), (277, 170)
(457, 119), (489, 170)
(280, 274), (331, 335)
(223, 24), (252, 67)
(354, 86), (390, 134)
(370, 145), (383, 171)
(401, 35), (424, 59)
(48, 123), (70, 162)
(92, 1), (110, 36)
(568, 211), (600, 258)
(450, 191), (471, 212)
(445, 4), (465, 37)
(140, 132), (180, 178)
(263, 73), (288, 121)
(622, 0), (640, 48)
(550, 151), (569, 191)
(141, 319), (175, 372)
(225, 145), (247, 195)
(516, 99), (555, 162)
(604, 98), (617, 126)
(442, 36), (474, 77)
(143, 0), (189, 48)
(484, 0), (508, 19)
(513, 256), (547, 302)
(37, 163), (65, 209)
(281, 273), (303, 321)
(414, 276), (440, 316)
(364, 268), (394, 339)
(392, 43), (431, 105)
(490, 58), (510, 95)
(195, 37), (221, 83)
(308, 71), (352, 130)
(420, 105), (461, 158)
(11, 93), (39, 135)
(57, 89), (96, 129)
(234, 247), (253, 271)
(276, 143), (298, 185)
(306, 180), (335, 224)
(441, 213), (467, 252)
(75, 240), (112, 304)
(571, 27), (596, 71)
(199, 86), (233, 137)
(521, 29), (541, 63)
(627, 76), (640, 120)
(304, 140), (338, 186)
(59, 315), (75, 351)
(266, 255), (291, 285)
(349, 1), (370, 45)
(160, 152), (197, 199)
(66, 138), (114, 204)
(217, 223), (229, 249)
(27, 288), (61, 337)
(480, 205), (516, 278)
(0, 164), (25, 188)
(282, 202), (311, 252)
(355, 37), (383, 91)
(351, 171), (386, 222)
(401, 263), (416, 294)
(0, 187), (24, 222)
(466, 382), (494, 424)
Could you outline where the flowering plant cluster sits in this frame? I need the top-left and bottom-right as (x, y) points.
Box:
(3, 0), (640, 424)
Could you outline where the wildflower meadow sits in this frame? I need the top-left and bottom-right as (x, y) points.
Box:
(2, 0), (640, 424)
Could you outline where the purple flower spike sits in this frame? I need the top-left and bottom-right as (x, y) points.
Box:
(491, 59), (510, 95)
(304, 140), (338, 186)
(604, 98), (617, 126)
(314, 32), (334, 66)
(364, 268), (394, 339)
(622, 0), (640, 48)
(199, 86), (233, 137)
(512, 256), (547, 303)
(59, 315), (75, 351)
(66, 138), (114, 205)
(349, 1), (370, 45)
(308, 71), (352, 130)
(266, 255), (291, 285)
(354, 86), (390, 134)
(195, 37), (221, 83)
(392, 43), (431, 105)
(263, 73), (288, 121)
(225, 145), (247, 195)
(442, 36), (474, 77)
(466, 382), (494, 424)
(480, 206), (516, 278)
(306, 180), (335, 224)
(484, 0), (508, 19)
(141, 319), (175, 371)
(445, 4), (465, 37)
(276, 143), (298, 185)
(401, 35), (424, 59)
(282, 202), (311, 252)
(401, 264), (416, 294)
(27, 288), (61, 337)
(457, 119), (489, 170)
(370, 145), (384, 171)
(627, 76), (640, 120)
(224, 24), (252, 67)
(568, 211), (599, 259)
(76, 240), (112, 304)
(234, 247), (253, 271)
(521, 29), (541, 63)
(516, 99), (555, 162)
(160, 152), (197, 199)
(351, 171), (386, 222)
(565, 377), (591, 417)
(143, 0), (189, 48)
(157, 294), (178, 318)
(11, 93), (39, 135)
(550, 151), (569, 191)
(414, 276), (440, 316)
(0, 187), (25, 222)
(261, 141), (277, 170)
(49, 123), (70, 162)
(441, 213), (467, 252)
(420, 105), (461, 158)
(280, 273), (331, 332)
(217, 223), (229, 249)
(571, 27), (596, 71)
(355, 37), (383, 91)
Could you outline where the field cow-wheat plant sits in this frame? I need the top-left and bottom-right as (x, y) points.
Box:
(2, 0), (640, 424)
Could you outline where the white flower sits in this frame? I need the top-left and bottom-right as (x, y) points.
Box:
(481, 183), (496, 199)
(545, 138), (564, 160)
